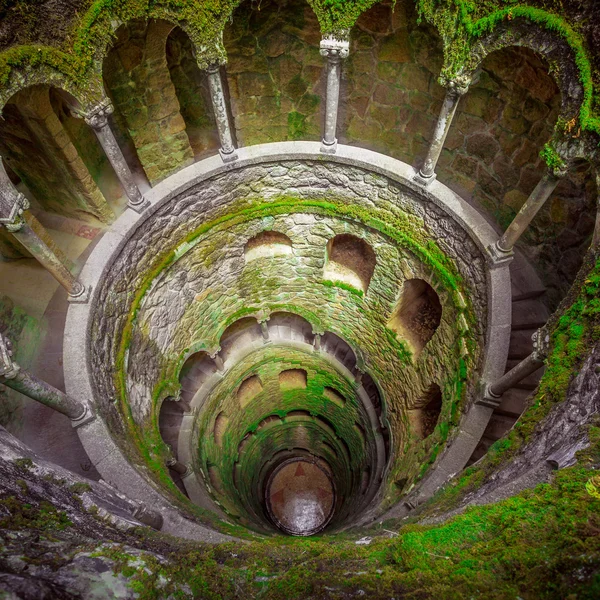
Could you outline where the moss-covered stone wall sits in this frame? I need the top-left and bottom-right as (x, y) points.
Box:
(223, 0), (324, 145)
(88, 159), (486, 520)
(103, 19), (195, 184)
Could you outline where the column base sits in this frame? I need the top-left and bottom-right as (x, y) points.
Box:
(413, 169), (436, 186)
(486, 240), (514, 268)
(68, 285), (92, 304)
(320, 139), (338, 154)
(475, 383), (502, 409)
(71, 403), (96, 429)
(220, 148), (238, 163)
(128, 197), (151, 214)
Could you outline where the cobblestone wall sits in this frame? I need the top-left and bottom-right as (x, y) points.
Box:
(90, 160), (487, 499)
(223, 0), (324, 145)
(103, 19), (194, 184)
(338, 0), (596, 307)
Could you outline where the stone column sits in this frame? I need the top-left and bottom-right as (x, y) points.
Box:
(166, 457), (190, 476)
(320, 36), (349, 154)
(0, 332), (88, 422)
(313, 333), (321, 352)
(206, 64), (238, 163)
(0, 161), (88, 302)
(260, 320), (270, 342)
(489, 166), (566, 262)
(81, 100), (149, 213)
(211, 350), (225, 373)
(415, 76), (470, 184)
(480, 327), (549, 408)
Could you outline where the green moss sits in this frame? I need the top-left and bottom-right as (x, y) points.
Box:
(321, 279), (364, 297)
(87, 461), (600, 598)
(69, 482), (93, 495)
(539, 142), (566, 171)
(13, 457), (33, 471)
(0, 496), (72, 531)
(415, 1), (600, 137)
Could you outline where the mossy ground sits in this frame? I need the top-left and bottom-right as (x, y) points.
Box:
(81, 461), (600, 599)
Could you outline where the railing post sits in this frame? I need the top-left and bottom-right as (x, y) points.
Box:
(479, 327), (549, 408)
(206, 64), (238, 163)
(81, 99), (149, 213)
(320, 35), (349, 154)
(0, 332), (93, 425)
(489, 166), (566, 263)
(0, 160), (89, 302)
(415, 75), (470, 185)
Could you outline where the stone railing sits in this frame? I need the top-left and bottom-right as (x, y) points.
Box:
(62, 141), (512, 530)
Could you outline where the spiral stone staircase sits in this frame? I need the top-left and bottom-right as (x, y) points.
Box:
(0, 4), (599, 596)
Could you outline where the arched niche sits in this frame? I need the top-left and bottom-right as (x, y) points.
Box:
(388, 278), (442, 355)
(0, 85), (115, 224)
(279, 369), (308, 390)
(166, 27), (220, 160)
(407, 383), (442, 440)
(323, 234), (376, 293)
(237, 375), (264, 408)
(244, 230), (293, 262)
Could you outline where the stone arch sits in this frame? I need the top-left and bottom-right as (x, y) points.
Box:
(244, 231), (293, 262)
(465, 17), (583, 125)
(166, 27), (220, 160)
(320, 331), (358, 373)
(102, 19), (194, 185)
(323, 233), (376, 293)
(266, 311), (314, 345)
(178, 350), (217, 405)
(218, 317), (262, 363)
(0, 85), (114, 224)
(388, 278), (442, 355)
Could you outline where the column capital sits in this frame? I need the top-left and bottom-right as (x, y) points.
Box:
(0, 332), (20, 380)
(531, 326), (550, 361)
(81, 98), (114, 130)
(320, 35), (350, 60)
(439, 74), (471, 97)
(206, 62), (222, 75)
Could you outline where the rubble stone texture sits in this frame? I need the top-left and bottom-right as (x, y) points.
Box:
(0, 0), (599, 597)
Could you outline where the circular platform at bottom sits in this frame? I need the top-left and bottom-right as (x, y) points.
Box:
(265, 458), (335, 536)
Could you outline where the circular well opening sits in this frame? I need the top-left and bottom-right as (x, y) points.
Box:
(265, 458), (336, 536)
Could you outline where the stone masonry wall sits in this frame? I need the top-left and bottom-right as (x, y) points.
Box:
(223, 0), (324, 145)
(339, 0), (597, 307)
(103, 19), (194, 185)
(166, 28), (220, 160)
(89, 160), (488, 502)
(0, 87), (114, 224)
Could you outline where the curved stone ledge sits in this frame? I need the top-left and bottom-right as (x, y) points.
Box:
(176, 336), (387, 522)
(63, 142), (511, 529)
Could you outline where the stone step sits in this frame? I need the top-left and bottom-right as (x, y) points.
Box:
(511, 298), (549, 331)
(496, 387), (532, 418)
(510, 250), (547, 301)
(482, 413), (517, 442)
(467, 435), (496, 464)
